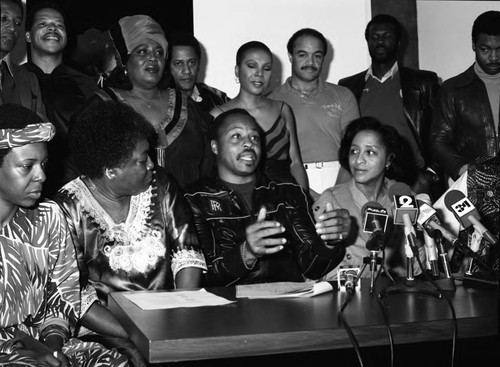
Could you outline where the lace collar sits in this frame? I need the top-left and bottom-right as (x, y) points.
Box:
(63, 177), (165, 274)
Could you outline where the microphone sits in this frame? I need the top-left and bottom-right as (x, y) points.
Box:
(444, 189), (498, 247)
(415, 194), (439, 276)
(388, 183), (419, 281)
(361, 202), (388, 293)
(416, 195), (493, 272)
(362, 201), (388, 251)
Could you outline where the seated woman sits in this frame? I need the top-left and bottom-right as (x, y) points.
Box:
(78, 14), (213, 189)
(210, 41), (308, 190)
(53, 101), (207, 365)
(0, 103), (128, 366)
(313, 116), (424, 280)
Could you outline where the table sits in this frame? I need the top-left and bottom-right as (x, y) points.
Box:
(108, 279), (498, 364)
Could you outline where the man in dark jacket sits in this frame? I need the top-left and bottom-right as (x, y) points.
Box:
(168, 31), (229, 114)
(339, 14), (441, 199)
(184, 108), (349, 286)
(430, 10), (500, 186)
(23, 1), (98, 197)
(0, 0), (46, 118)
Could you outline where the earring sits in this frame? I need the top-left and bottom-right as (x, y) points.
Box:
(235, 76), (239, 84)
(124, 69), (128, 77)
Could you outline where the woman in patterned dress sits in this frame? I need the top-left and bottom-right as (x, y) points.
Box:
(0, 103), (129, 366)
(53, 101), (207, 366)
(210, 41), (308, 190)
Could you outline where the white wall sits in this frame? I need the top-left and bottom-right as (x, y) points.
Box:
(194, 0), (371, 98)
(417, 0), (500, 82)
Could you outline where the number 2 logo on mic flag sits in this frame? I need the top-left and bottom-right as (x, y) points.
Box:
(393, 195), (418, 225)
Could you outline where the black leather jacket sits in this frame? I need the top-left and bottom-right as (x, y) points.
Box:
(339, 66), (439, 169)
(184, 175), (346, 286)
(430, 64), (499, 180)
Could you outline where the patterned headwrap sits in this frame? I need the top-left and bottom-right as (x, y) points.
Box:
(0, 123), (56, 149)
(109, 15), (168, 67)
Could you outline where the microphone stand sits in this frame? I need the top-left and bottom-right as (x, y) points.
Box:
(433, 230), (457, 291)
(379, 230), (444, 298)
(355, 237), (394, 295)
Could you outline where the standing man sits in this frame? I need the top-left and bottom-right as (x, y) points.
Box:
(23, 1), (98, 196)
(168, 31), (230, 114)
(430, 10), (500, 185)
(338, 14), (441, 199)
(184, 108), (350, 286)
(0, 0), (45, 117)
(269, 28), (359, 200)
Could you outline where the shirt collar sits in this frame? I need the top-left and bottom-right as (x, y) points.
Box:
(285, 76), (325, 96)
(190, 84), (203, 103)
(365, 62), (399, 83)
(1, 55), (14, 77)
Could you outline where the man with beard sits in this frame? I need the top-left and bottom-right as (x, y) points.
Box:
(269, 28), (359, 201)
(430, 11), (500, 187)
(184, 108), (350, 286)
(338, 14), (441, 199)
(23, 1), (98, 197)
(0, 0), (46, 117)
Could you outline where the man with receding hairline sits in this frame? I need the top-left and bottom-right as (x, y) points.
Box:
(270, 28), (359, 201)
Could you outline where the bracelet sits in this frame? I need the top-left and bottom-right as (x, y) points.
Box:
(240, 242), (258, 270)
(40, 324), (69, 344)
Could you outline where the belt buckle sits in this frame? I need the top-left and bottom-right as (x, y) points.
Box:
(315, 162), (324, 169)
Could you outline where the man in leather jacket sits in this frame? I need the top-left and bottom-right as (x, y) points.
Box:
(184, 108), (350, 287)
(430, 11), (500, 184)
(338, 14), (441, 200)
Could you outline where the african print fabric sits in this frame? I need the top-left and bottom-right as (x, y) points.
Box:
(0, 200), (129, 366)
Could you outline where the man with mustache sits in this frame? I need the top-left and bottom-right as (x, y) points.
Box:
(338, 14), (441, 201)
(23, 1), (98, 197)
(430, 10), (500, 187)
(168, 31), (230, 114)
(269, 28), (359, 201)
(0, 0), (45, 117)
(184, 108), (350, 286)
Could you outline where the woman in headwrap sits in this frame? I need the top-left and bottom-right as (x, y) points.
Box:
(0, 103), (129, 366)
(77, 14), (214, 189)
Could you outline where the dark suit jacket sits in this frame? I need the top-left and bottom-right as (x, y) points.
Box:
(339, 66), (439, 168)
(0, 61), (47, 119)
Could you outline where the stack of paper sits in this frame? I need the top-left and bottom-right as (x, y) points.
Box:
(235, 281), (334, 299)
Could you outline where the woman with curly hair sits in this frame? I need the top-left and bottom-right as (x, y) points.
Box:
(0, 103), (129, 366)
(313, 116), (424, 280)
(53, 101), (207, 366)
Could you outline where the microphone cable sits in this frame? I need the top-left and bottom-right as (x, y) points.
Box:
(377, 238), (458, 367)
(337, 250), (394, 367)
(411, 244), (458, 367)
(372, 249), (395, 367)
(337, 287), (365, 367)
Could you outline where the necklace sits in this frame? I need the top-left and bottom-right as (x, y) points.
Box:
(127, 89), (163, 109)
(289, 80), (318, 96)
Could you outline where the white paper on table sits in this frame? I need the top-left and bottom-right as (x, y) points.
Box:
(236, 281), (334, 299)
(124, 289), (235, 310)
